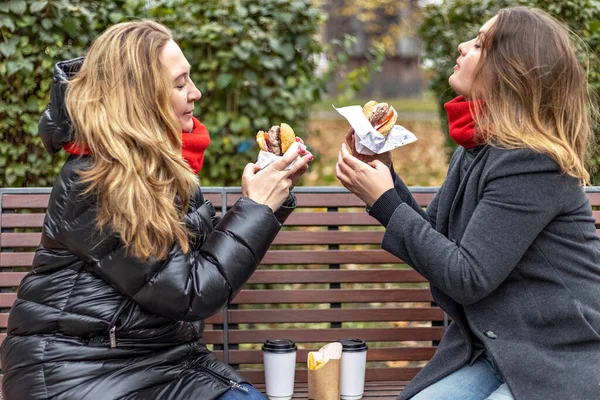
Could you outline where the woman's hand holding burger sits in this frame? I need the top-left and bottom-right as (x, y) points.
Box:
(243, 140), (313, 212)
(344, 100), (395, 168)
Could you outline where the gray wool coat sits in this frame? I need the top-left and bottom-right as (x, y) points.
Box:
(377, 146), (600, 400)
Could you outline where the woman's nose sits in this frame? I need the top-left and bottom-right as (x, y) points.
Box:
(189, 85), (201, 102)
(457, 42), (466, 56)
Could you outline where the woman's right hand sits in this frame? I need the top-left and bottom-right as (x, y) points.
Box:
(346, 128), (392, 168)
(242, 143), (313, 211)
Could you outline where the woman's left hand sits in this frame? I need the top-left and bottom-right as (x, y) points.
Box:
(289, 137), (312, 189)
(336, 143), (394, 207)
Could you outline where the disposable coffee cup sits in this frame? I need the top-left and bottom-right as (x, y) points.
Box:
(262, 339), (297, 400)
(339, 338), (368, 400)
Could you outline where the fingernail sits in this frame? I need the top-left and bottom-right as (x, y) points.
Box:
(308, 155), (314, 161)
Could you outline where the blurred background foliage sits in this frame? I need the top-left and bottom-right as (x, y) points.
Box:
(0, 0), (384, 187)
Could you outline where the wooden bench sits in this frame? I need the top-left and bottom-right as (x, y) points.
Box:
(1, 186), (599, 399)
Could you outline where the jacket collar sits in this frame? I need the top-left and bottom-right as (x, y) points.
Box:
(39, 57), (84, 155)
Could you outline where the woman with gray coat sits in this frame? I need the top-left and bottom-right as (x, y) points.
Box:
(337, 7), (600, 400)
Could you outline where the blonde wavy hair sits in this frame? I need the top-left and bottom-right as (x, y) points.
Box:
(66, 21), (199, 261)
(471, 7), (598, 185)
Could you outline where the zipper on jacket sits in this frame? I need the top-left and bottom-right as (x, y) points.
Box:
(193, 363), (250, 393)
(105, 299), (131, 348)
(109, 326), (117, 348)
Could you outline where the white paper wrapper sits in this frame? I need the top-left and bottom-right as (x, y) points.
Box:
(333, 105), (418, 155)
(256, 142), (307, 170)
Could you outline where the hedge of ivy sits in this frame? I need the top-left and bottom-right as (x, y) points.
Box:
(1, 0), (351, 187)
(0, 0), (145, 186)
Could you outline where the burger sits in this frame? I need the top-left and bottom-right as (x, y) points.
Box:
(256, 123), (296, 156)
(362, 100), (398, 136)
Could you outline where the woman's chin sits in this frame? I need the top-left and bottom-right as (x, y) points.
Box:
(181, 119), (193, 132)
(448, 79), (467, 98)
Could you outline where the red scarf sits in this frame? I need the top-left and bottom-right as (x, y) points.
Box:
(63, 117), (210, 174)
(444, 95), (485, 149)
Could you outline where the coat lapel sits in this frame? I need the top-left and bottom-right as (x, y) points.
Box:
(435, 153), (463, 237)
(435, 147), (490, 240)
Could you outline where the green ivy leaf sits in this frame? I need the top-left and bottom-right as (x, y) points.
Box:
(0, 36), (18, 57)
(279, 43), (295, 61)
(0, 14), (16, 31)
(109, 12), (123, 23)
(41, 18), (52, 30)
(29, 1), (47, 14)
(279, 12), (294, 25)
(232, 46), (250, 60)
(63, 17), (79, 38)
(216, 73), (233, 89)
(9, 0), (27, 15)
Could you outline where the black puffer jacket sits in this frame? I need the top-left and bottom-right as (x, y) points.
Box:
(1, 58), (294, 399)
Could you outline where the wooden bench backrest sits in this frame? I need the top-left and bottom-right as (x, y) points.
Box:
(1, 187), (599, 384)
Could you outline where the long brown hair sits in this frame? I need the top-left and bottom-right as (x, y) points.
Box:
(472, 7), (598, 184)
(66, 21), (199, 261)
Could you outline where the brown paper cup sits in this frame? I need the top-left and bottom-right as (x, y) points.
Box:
(308, 358), (340, 400)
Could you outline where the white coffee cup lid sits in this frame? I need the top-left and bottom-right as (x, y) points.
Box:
(262, 339), (297, 353)
(339, 338), (368, 352)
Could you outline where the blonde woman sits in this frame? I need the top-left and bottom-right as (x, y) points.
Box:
(0, 21), (312, 400)
(337, 7), (600, 400)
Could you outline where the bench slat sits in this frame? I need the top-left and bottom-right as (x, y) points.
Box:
(2, 190), (596, 210)
(0, 272), (27, 287)
(5, 226), (598, 249)
(241, 367), (422, 384)
(227, 308), (443, 323)
(0, 293), (16, 308)
(262, 250), (402, 265)
(220, 327), (444, 345)
(1, 233), (41, 248)
(0, 289), (421, 309)
(0, 231), (388, 248)
(0, 211), (381, 228)
(4, 224), (598, 249)
(284, 212), (379, 226)
(0, 269), (429, 292)
(247, 269), (427, 284)
(232, 289), (433, 304)
(587, 192), (600, 205)
(1, 213), (45, 228)
(0, 194), (221, 210)
(0, 250), (404, 267)
(0, 313), (8, 328)
(2, 195), (50, 209)
(224, 193), (373, 208)
(272, 230), (384, 245)
(0, 253), (33, 267)
(221, 347), (437, 364)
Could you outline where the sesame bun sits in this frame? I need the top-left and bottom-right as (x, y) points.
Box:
(362, 100), (378, 119)
(279, 123), (296, 154)
(256, 130), (268, 152)
(362, 100), (397, 136)
(255, 123), (297, 156)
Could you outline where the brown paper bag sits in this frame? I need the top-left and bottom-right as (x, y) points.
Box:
(307, 342), (342, 400)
